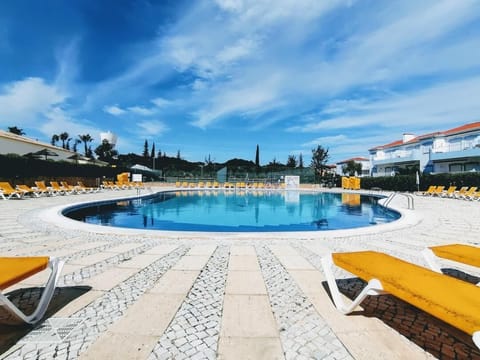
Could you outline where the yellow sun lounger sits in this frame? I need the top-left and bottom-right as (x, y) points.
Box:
(423, 244), (480, 285)
(0, 182), (24, 200)
(321, 251), (480, 348)
(415, 185), (436, 196)
(0, 257), (64, 324)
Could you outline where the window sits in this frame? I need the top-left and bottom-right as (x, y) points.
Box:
(449, 163), (463, 172)
(465, 163), (479, 172)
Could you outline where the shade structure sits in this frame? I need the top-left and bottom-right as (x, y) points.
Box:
(30, 148), (58, 160)
(68, 153), (90, 163)
(131, 164), (154, 172)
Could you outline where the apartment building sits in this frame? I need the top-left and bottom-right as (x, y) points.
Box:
(335, 157), (370, 177)
(369, 122), (480, 176)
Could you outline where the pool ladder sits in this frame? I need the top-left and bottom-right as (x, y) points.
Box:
(382, 192), (415, 210)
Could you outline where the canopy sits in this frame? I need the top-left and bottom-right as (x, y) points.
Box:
(131, 164), (154, 172)
(24, 148), (59, 160)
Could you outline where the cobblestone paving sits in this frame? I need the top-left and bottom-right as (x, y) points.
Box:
(256, 245), (353, 360)
(149, 245), (230, 360)
(4, 246), (190, 360)
(60, 241), (155, 286)
(1, 189), (480, 359)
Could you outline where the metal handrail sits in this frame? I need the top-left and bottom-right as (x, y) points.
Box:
(382, 192), (414, 210)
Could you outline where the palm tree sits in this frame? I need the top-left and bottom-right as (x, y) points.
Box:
(73, 139), (81, 153)
(78, 134), (93, 157)
(7, 126), (25, 135)
(59, 132), (69, 149)
(51, 134), (60, 146)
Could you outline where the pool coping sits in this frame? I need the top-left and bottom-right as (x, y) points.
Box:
(38, 188), (421, 240)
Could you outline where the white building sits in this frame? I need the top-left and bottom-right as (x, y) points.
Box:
(336, 157), (370, 177)
(0, 130), (77, 161)
(369, 122), (480, 176)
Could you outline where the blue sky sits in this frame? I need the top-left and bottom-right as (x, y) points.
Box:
(1, 0), (480, 165)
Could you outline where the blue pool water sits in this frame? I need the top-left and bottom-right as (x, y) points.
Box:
(64, 190), (400, 232)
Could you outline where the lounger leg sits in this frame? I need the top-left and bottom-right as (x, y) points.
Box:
(0, 258), (64, 324)
(321, 255), (385, 314)
(422, 248), (443, 273)
(474, 332), (480, 349)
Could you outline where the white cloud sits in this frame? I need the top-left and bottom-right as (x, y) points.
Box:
(191, 73), (283, 128)
(216, 37), (258, 64)
(302, 135), (348, 147)
(54, 0), (480, 165)
(0, 77), (66, 126)
(291, 76), (480, 134)
(151, 97), (171, 107)
(103, 105), (126, 116)
(136, 120), (169, 136)
(39, 107), (102, 140)
(128, 106), (156, 116)
(54, 38), (80, 92)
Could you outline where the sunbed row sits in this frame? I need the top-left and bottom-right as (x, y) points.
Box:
(101, 180), (145, 190)
(175, 181), (284, 189)
(0, 181), (100, 199)
(416, 185), (479, 200)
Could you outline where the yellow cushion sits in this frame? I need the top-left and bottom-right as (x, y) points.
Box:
(0, 257), (49, 290)
(332, 251), (480, 336)
(431, 244), (480, 268)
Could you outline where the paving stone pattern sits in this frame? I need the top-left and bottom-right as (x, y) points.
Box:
(256, 245), (353, 360)
(4, 246), (190, 360)
(60, 242), (156, 286)
(149, 245), (230, 360)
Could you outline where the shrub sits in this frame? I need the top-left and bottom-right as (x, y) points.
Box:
(360, 172), (480, 192)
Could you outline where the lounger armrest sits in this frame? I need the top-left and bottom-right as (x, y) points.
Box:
(474, 332), (480, 349)
(421, 248), (443, 273)
(321, 254), (385, 314)
(0, 257), (64, 324)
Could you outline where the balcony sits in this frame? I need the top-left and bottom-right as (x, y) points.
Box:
(372, 150), (417, 166)
(431, 144), (480, 161)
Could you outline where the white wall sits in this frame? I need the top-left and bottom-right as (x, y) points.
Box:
(0, 135), (75, 161)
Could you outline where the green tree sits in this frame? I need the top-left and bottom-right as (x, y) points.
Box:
(73, 139), (81, 153)
(298, 153), (304, 168)
(78, 134), (94, 157)
(176, 150), (181, 159)
(7, 126), (25, 135)
(86, 146), (93, 159)
(59, 132), (70, 149)
(151, 142), (156, 159)
(311, 145), (329, 182)
(51, 134), (59, 146)
(143, 140), (149, 158)
(286, 154), (296, 168)
(95, 139), (118, 163)
(342, 160), (362, 176)
(255, 144), (260, 172)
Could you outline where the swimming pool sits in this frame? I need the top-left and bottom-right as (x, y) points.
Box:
(64, 190), (400, 232)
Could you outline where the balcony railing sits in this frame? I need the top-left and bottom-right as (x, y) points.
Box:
(432, 141), (480, 153)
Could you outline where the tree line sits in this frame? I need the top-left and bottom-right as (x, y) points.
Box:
(6, 127), (332, 182)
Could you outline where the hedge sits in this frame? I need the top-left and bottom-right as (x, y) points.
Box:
(0, 154), (129, 187)
(360, 172), (480, 192)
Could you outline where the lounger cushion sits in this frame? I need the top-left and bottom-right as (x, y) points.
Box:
(430, 244), (480, 268)
(332, 251), (480, 336)
(0, 257), (49, 290)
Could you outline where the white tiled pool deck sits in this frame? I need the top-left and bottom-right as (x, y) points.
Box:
(0, 185), (479, 359)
